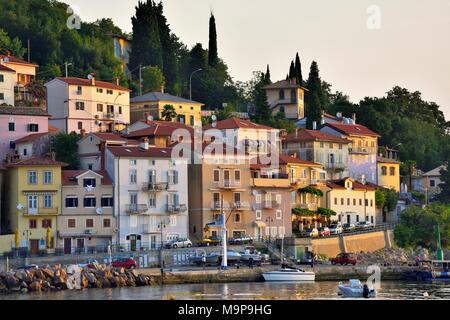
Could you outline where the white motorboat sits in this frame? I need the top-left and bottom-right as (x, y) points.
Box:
(338, 279), (377, 298)
(262, 268), (315, 282)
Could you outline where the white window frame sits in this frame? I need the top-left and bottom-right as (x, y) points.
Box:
(149, 193), (156, 208)
(28, 171), (37, 185)
(43, 171), (53, 184)
(256, 210), (262, 220)
(276, 210), (282, 220)
(255, 194), (262, 204)
(129, 169), (137, 184)
(43, 194), (53, 209)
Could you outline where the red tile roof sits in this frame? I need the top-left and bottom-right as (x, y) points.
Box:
(0, 55), (38, 66)
(126, 121), (194, 138)
(323, 113), (339, 120)
(323, 123), (380, 137)
(250, 154), (322, 169)
(284, 129), (352, 143)
(91, 132), (128, 142)
(0, 64), (15, 72)
(56, 77), (130, 92)
(263, 79), (308, 91)
(48, 125), (61, 134)
(0, 106), (49, 117)
(62, 170), (112, 186)
(6, 157), (67, 168)
(203, 117), (274, 131)
(326, 178), (377, 191)
(106, 146), (175, 158)
(14, 132), (49, 144)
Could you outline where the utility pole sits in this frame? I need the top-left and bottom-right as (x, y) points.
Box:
(64, 62), (72, 78)
(139, 63), (143, 96)
(190, 68), (203, 101)
(221, 194), (228, 270)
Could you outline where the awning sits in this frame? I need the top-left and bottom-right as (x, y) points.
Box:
(254, 221), (266, 228)
(23, 190), (58, 196)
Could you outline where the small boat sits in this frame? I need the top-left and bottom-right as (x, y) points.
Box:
(262, 268), (315, 282)
(338, 279), (376, 298)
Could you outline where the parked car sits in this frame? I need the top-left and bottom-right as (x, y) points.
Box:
(301, 228), (319, 238)
(329, 223), (343, 235)
(319, 227), (331, 237)
(229, 235), (253, 245)
(190, 250), (242, 266)
(343, 223), (356, 232)
(239, 247), (262, 266)
(330, 253), (357, 265)
(355, 221), (374, 230)
(165, 238), (192, 249)
(297, 253), (313, 265)
(112, 257), (137, 269)
(198, 236), (222, 247)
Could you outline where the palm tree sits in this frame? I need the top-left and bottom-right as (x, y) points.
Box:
(161, 104), (177, 122)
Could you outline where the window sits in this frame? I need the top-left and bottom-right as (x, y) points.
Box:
(329, 143), (333, 149)
(75, 102), (85, 110)
(356, 215), (360, 222)
(290, 89), (296, 103)
(66, 197), (78, 208)
(320, 142), (324, 148)
(339, 144), (343, 150)
(130, 160), (137, 166)
(88, 164), (93, 170)
(43, 195), (53, 208)
(97, 104), (103, 112)
(347, 198), (350, 206)
(0, 75), (3, 82)
(170, 216), (177, 227)
(103, 219), (111, 228)
(430, 180), (436, 187)
(86, 219), (94, 228)
(42, 219), (52, 228)
(276, 210), (282, 220)
(359, 199), (362, 206)
(28, 171), (37, 184)
(213, 192), (220, 205)
(341, 198), (344, 205)
(370, 200), (373, 207)
(8, 122), (15, 131)
(107, 105), (114, 113)
(365, 199), (369, 206)
(190, 116), (195, 126)
(149, 193), (156, 207)
(9, 141), (15, 149)
(43, 171), (52, 184)
(78, 122), (83, 130)
(96, 88), (103, 93)
(0, 93), (4, 100)
(390, 167), (395, 176)
(130, 169), (137, 184)
(29, 219), (37, 229)
(334, 198), (338, 205)
(28, 123), (39, 132)
(168, 170), (179, 184)
(256, 210), (262, 220)
(213, 170), (220, 182)
(233, 193), (241, 205)
(118, 106), (122, 114)
(234, 213), (241, 223)
(107, 90), (113, 95)
(256, 194), (262, 204)
(84, 197), (96, 208)
(234, 170), (241, 183)
(83, 178), (96, 187)
(279, 89), (285, 100)
(101, 197), (113, 207)
(23, 148), (27, 156)
(77, 86), (82, 94)
(381, 166), (387, 176)
(353, 199), (356, 206)
(68, 219), (76, 228)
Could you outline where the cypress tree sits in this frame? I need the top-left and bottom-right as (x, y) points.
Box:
(264, 64), (271, 84)
(294, 52), (303, 85)
(208, 13), (219, 67)
(288, 60), (296, 79)
(305, 61), (324, 129)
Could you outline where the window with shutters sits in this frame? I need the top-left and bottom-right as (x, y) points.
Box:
(42, 219), (52, 228)
(256, 210), (262, 220)
(148, 170), (156, 183)
(213, 170), (220, 182)
(86, 219), (94, 228)
(84, 197), (96, 208)
(66, 197), (78, 208)
(168, 170), (178, 185)
(103, 219), (111, 228)
(276, 210), (282, 220)
(75, 102), (85, 110)
(97, 104), (103, 112)
(29, 219), (37, 229)
(44, 195), (53, 208)
(149, 193), (156, 207)
(255, 194), (262, 204)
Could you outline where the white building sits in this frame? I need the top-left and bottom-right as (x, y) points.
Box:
(105, 143), (189, 250)
(45, 76), (130, 134)
(0, 64), (15, 106)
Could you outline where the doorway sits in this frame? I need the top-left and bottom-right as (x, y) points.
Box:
(76, 238), (85, 253)
(29, 239), (39, 255)
(64, 238), (72, 254)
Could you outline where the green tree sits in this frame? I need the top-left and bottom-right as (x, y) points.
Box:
(0, 29), (26, 58)
(264, 64), (271, 83)
(208, 13), (218, 67)
(288, 60), (296, 79)
(402, 160), (417, 192)
(305, 61), (326, 129)
(294, 52), (303, 85)
(141, 65), (165, 93)
(52, 133), (80, 170)
(375, 190), (386, 209)
(250, 71), (272, 123)
(161, 104), (177, 121)
(217, 103), (236, 121)
(437, 164), (450, 203)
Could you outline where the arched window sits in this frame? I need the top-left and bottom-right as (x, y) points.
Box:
(381, 166), (387, 176)
(279, 89), (285, 100)
(390, 167), (395, 176)
(291, 89), (297, 103)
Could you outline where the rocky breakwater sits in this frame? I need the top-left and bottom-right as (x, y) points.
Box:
(0, 263), (156, 295)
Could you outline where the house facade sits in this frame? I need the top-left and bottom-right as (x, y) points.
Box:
(0, 106), (50, 162)
(105, 145), (189, 250)
(130, 92), (204, 127)
(422, 165), (446, 199)
(4, 157), (65, 255)
(263, 79), (306, 120)
(0, 64), (16, 106)
(282, 128), (351, 179)
(58, 170), (116, 254)
(45, 76), (130, 134)
(377, 157), (401, 192)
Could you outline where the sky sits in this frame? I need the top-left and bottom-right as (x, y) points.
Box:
(62, 0), (450, 120)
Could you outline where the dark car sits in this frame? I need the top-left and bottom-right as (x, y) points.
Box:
(112, 257), (137, 269)
(229, 235), (253, 245)
(330, 253), (357, 265)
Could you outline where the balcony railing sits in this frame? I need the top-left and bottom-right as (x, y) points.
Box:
(264, 201), (281, 209)
(349, 147), (377, 154)
(141, 224), (159, 234)
(233, 201), (251, 210)
(326, 162), (346, 170)
(310, 179), (326, 185)
(142, 182), (168, 192)
(125, 204), (148, 214)
(24, 207), (59, 216)
(166, 204), (187, 214)
(211, 201), (231, 210)
(290, 178), (308, 186)
(103, 113), (115, 119)
(212, 180), (242, 189)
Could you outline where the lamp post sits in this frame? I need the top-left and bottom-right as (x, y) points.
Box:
(139, 64), (149, 97)
(266, 217), (273, 243)
(158, 218), (168, 268)
(64, 62), (72, 78)
(189, 68), (202, 101)
(22, 230), (32, 256)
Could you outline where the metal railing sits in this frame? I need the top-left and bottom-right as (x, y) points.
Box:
(264, 201), (281, 209)
(125, 204), (149, 214)
(142, 182), (168, 192)
(293, 222), (398, 239)
(349, 147), (377, 154)
(233, 201), (251, 210)
(166, 204), (187, 214)
(212, 180), (242, 189)
(24, 207), (59, 215)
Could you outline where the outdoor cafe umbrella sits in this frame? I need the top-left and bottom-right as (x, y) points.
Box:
(46, 226), (51, 249)
(14, 228), (19, 249)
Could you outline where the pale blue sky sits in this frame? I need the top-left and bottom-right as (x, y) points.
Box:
(62, 0), (450, 119)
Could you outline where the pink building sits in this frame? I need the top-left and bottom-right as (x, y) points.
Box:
(0, 106), (49, 161)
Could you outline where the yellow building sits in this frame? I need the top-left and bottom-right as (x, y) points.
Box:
(112, 34), (131, 78)
(130, 91), (204, 127)
(263, 79), (307, 120)
(377, 157), (400, 192)
(4, 157), (66, 255)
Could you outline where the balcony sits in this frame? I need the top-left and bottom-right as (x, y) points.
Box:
(24, 207), (59, 216)
(349, 147), (377, 155)
(326, 162), (346, 170)
(142, 182), (168, 192)
(252, 174), (290, 188)
(212, 180), (242, 189)
(233, 201), (251, 211)
(166, 204), (187, 214)
(296, 203), (318, 211)
(290, 178), (308, 187)
(264, 201), (281, 209)
(142, 224), (159, 234)
(125, 204), (148, 215)
(310, 178), (326, 185)
(103, 113), (115, 119)
(211, 201), (231, 210)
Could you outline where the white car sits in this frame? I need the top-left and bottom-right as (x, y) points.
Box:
(329, 223), (343, 234)
(165, 238), (192, 249)
(355, 221), (374, 230)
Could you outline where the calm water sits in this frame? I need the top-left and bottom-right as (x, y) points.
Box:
(2, 281), (450, 300)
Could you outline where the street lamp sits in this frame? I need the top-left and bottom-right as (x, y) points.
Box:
(266, 217), (273, 243)
(189, 68), (203, 101)
(158, 218), (168, 268)
(22, 230), (32, 255)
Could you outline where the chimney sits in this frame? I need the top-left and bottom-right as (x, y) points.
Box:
(80, 129), (86, 137)
(352, 113), (356, 123)
(90, 73), (96, 86)
(313, 121), (317, 130)
(113, 77), (119, 86)
(160, 85), (165, 93)
(140, 137), (150, 150)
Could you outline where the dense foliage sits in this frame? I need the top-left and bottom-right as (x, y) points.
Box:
(394, 204), (450, 250)
(437, 165), (450, 204)
(51, 133), (80, 170)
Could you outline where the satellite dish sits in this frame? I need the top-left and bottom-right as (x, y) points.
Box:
(95, 120), (101, 126)
(96, 208), (103, 215)
(85, 185), (94, 192)
(17, 204), (25, 210)
(211, 115), (217, 121)
(212, 122), (217, 128)
(87, 74), (93, 80)
(252, 190), (258, 196)
(147, 115), (154, 121)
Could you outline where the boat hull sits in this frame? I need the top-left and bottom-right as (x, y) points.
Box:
(338, 285), (377, 298)
(262, 272), (315, 282)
